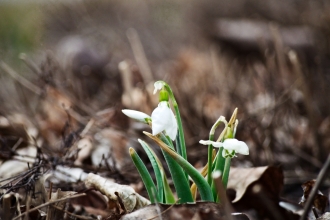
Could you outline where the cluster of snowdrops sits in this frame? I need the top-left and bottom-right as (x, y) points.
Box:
(122, 81), (249, 204)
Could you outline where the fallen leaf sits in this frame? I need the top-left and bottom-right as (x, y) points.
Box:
(228, 166), (283, 203)
(228, 166), (299, 220)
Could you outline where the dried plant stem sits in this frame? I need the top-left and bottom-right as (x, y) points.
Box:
(126, 28), (154, 84)
(288, 50), (323, 161)
(19, 53), (42, 75)
(12, 193), (86, 220)
(212, 171), (234, 220)
(300, 154), (330, 220)
(3, 194), (13, 220)
(0, 61), (42, 95)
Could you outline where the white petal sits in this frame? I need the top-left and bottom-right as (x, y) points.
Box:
(199, 140), (223, 148)
(153, 81), (165, 94)
(236, 142), (249, 155)
(199, 140), (213, 145)
(151, 102), (172, 135)
(166, 109), (178, 140)
(222, 139), (249, 155)
(122, 109), (150, 123)
(211, 142), (224, 148)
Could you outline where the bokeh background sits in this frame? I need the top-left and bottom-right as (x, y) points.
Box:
(1, 0), (330, 202)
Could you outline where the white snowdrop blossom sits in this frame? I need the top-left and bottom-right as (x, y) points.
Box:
(122, 109), (151, 124)
(199, 139), (249, 158)
(151, 101), (178, 140)
(153, 81), (166, 94)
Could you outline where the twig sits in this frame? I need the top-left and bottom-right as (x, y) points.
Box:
(12, 193), (86, 220)
(212, 171), (234, 220)
(24, 194), (31, 220)
(300, 154), (330, 220)
(15, 193), (22, 220)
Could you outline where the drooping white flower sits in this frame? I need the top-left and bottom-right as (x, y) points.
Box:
(199, 138), (249, 157)
(153, 81), (165, 94)
(151, 101), (178, 140)
(122, 109), (151, 124)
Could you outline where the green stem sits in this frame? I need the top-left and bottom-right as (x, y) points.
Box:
(207, 116), (226, 186)
(222, 157), (231, 190)
(211, 148), (225, 200)
(164, 83), (187, 161)
(207, 134), (214, 186)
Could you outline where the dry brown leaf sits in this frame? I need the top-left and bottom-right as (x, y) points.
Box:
(228, 166), (283, 203)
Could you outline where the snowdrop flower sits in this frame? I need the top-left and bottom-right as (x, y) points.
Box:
(199, 139), (249, 158)
(151, 101), (178, 140)
(122, 109), (151, 124)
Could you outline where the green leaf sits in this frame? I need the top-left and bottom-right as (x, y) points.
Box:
(129, 147), (157, 203)
(145, 132), (214, 202)
(160, 134), (194, 203)
(138, 139), (164, 202)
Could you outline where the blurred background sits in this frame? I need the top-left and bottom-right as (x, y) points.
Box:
(1, 0), (330, 202)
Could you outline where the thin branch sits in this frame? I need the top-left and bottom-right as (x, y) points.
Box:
(0, 61), (42, 95)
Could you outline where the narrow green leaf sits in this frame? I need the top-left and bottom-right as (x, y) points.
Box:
(145, 132), (214, 202)
(163, 173), (176, 203)
(138, 139), (164, 203)
(160, 134), (194, 203)
(129, 147), (157, 203)
(160, 149), (194, 203)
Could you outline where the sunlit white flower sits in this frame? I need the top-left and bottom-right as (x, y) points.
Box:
(199, 138), (249, 158)
(151, 101), (177, 140)
(153, 81), (165, 94)
(122, 109), (151, 124)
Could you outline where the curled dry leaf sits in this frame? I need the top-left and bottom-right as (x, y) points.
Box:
(299, 180), (328, 213)
(84, 173), (150, 213)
